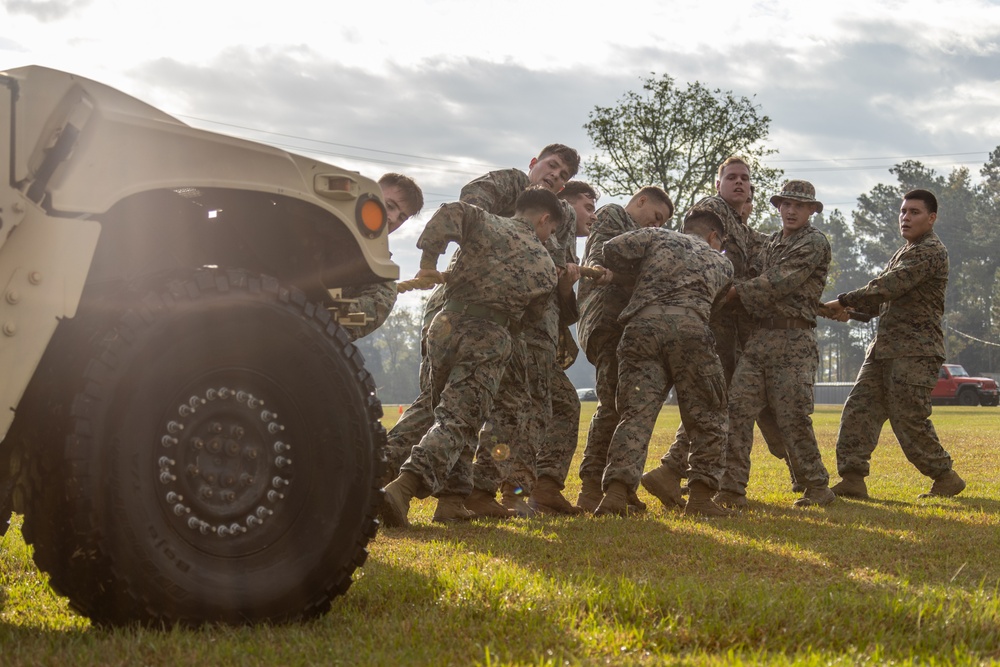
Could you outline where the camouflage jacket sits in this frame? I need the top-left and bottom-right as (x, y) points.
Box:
(736, 224), (831, 325)
(462, 168), (577, 266)
(341, 280), (396, 340)
(840, 231), (948, 359)
(422, 168), (575, 331)
(577, 204), (639, 351)
(417, 202), (557, 326)
(603, 227), (734, 324)
(693, 195), (757, 281)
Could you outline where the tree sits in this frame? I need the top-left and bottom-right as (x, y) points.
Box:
(353, 302), (423, 404)
(583, 73), (783, 227)
(812, 209), (870, 382)
(844, 151), (1000, 374)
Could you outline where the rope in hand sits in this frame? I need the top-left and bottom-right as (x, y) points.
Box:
(396, 266), (609, 294)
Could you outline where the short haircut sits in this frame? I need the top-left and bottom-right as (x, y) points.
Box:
(558, 180), (599, 202)
(379, 172), (424, 215)
(537, 143), (581, 178)
(516, 185), (564, 225)
(633, 186), (674, 218)
(683, 207), (725, 239)
(903, 188), (938, 214)
(717, 156), (752, 182)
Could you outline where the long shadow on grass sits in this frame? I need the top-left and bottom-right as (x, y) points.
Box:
(338, 551), (596, 663)
(719, 496), (1000, 592)
(374, 504), (1000, 660)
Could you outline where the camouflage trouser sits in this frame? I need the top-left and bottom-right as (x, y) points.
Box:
(661, 308), (789, 476)
(535, 361), (581, 487)
(836, 356), (953, 479)
(578, 327), (623, 483)
(385, 352), (433, 477)
(401, 312), (512, 497)
(464, 337), (542, 495)
(720, 328), (829, 495)
(603, 314), (728, 491)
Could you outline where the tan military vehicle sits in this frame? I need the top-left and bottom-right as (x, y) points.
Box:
(0, 66), (393, 626)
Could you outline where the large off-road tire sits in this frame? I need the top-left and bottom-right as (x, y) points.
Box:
(956, 387), (979, 406)
(20, 269), (384, 626)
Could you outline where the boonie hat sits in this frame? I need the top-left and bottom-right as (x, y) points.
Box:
(770, 180), (823, 213)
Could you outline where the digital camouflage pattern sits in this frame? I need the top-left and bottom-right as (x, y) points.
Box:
(341, 280), (397, 341)
(838, 231), (948, 360)
(736, 225), (831, 324)
(607, 227), (732, 324)
(399, 203), (556, 495)
(417, 202), (555, 322)
(473, 341), (554, 495)
(577, 204), (638, 351)
(401, 312), (514, 495)
(473, 230), (578, 495)
(835, 231), (953, 479)
(422, 170), (577, 330)
(661, 195), (788, 477)
(576, 203), (641, 485)
(600, 228), (733, 490)
(720, 224), (833, 496)
(386, 168), (575, 484)
(536, 361), (581, 486)
(835, 356), (953, 479)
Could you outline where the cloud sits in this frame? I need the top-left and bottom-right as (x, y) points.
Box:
(100, 12), (1000, 284)
(3, 0), (93, 21)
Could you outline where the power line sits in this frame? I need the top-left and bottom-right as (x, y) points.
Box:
(785, 160), (988, 174)
(175, 113), (503, 170)
(175, 112), (996, 177)
(772, 151), (991, 164)
(255, 139), (486, 177)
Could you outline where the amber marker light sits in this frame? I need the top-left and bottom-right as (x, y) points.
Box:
(356, 194), (387, 239)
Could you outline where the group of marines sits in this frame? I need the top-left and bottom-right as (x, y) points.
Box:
(352, 142), (965, 528)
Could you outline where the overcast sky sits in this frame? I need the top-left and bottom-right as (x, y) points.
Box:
(3, 0), (1000, 306)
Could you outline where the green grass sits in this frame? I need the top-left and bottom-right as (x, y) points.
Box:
(3, 404), (1000, 666)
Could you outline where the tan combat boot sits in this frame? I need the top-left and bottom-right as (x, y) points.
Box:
(641, 464), (685, 509)
(684, 481), (734, 517)
(501, 483), (536, 518)
(432, 494), (475, 523)
(576, 476), (603, 513)
(529, 476), (584, 515)
(831, 472), (869, 499)
(594, 481), (630, 517)
(627, 488), (647, 513)
(381, 471), (423, 528)
(793, 486), (837, 507)
(464, 488), (515, 519)
(712, 490), (749, 510)
(919, 469), (966, 498)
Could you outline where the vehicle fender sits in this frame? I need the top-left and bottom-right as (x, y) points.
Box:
(0, 207), (100, 439)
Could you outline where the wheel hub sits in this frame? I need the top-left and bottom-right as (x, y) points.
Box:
(156, 385), (293, 544)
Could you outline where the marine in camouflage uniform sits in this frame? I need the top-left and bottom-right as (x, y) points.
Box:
(593, 210), (733, 517)
(653, 172), (792, 494)
(385, 165), (555, 477)
(380, 192), (559, 526)
(341, 281), (397, 341)
(575, 189), (674, 511)
(718, 180), (835, 508)
(469, 233), (569, 506)
(339, 173), (423, 342)
(827, 189), (964, 499)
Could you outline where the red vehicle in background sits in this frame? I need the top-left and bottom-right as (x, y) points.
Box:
(932, 364), (1000, 406)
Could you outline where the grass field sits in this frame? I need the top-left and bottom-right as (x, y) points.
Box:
(2, 404), (999, 666)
